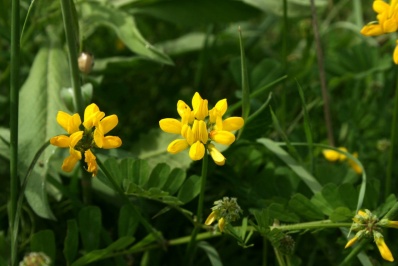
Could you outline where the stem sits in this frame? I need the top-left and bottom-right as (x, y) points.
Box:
(340, 238), (370, 266)
(385, 69), (398, 198)
(274, 247), (287, 266)
(310, 0), (334, 146)
(185, 152), (209, 265)
(96, 156), (165, 247)
(60, 0), (84, 117)
(271, 220), (352, 231)
(10, 0), (20, 262)
(262, 237), (268, 266)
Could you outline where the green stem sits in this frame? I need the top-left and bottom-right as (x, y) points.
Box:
(385, 70), (398, 198)
(10, 0), (20, 262)
(274, 247), (287, 266)
(60, 0), (84, 117)
(96, 156), (165, 247)
(262, 237), (268, 266)
(185, 152), (209, 265)
(271, 220), (352, 231)
(340, 238), (370, 266)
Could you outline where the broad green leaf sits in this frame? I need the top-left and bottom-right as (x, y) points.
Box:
(177, 175), (201, 204)
(161, 168), (186, 195)
(311, 192), (333, 216)
(128, 233), (159, 252)
(244, 0), (327, 17)
(118, 205), (139, 238)
(145, 163), (170, 189)
(257, 138), (322, 193)
(128, 0), (261, 26)
(78, 206), (102, 252)
(158, 32), (214, 56)
(71, 236), (135, 266)
(18, 46), (70, 219)
(31, 230), (56, 262)
(197, 241), (223, 266)
(250, 208), (270, 234)
(268, 203), (300, 223)
(321, 183), (346, 209)
(64, 220), (79, 265)
(79, 1), (172, 65)
(329, 207), (353, 222)
(289, 194), (324, 220)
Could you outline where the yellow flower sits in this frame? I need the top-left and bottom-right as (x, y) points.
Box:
(361, 0), (398, 63)
(50, 103), (122, 176)
(205, 197), (242, 232)
(159, 92), (244, 165)
(374, 232), (394, 262)
(322, 147), (362, 174)
(344, 230), (364, 248)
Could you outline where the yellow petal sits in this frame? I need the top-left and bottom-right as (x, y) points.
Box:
(93, 128), (104, 148)
(210, 130), (235, 145)
(344, 235), (359, 248)
(102, 136), (122, 149)
(50, 135), (70, 148)
(159, 118), (182, 134)
(214, 99), (228, 116)
(192, 120), (208, 144)
(322, 149), (340, 162)
(57, 111), (81, 134)
(62, 148), (81, 172)
(192, 92), (208, 120)
(83, 103), (105, 129)
(100, 115), (118, 134)
(222, 117), (244, 131)
(218, 217), (226, 232)
(167, 139), (189, 154)
(182, 124), (194, 145)
(393, 40), (398, 64)
(177, 100), (193, 124)
(189, 141), (205, 160)
(84, 149), (98, 176)
(337, 147), (348, 161)
(56, 111), (71, 132)
(375, 236), (394, 262)
(373, 0), (390, 14)
(208, 144), (226, 166)
(383, 18), (398, 32)
(360, 23), (384, 36)
(205, 211), (216, 225)
(69, 131), (83, 148)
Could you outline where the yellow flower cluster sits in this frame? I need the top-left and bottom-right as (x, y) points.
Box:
(159, 92), (244, 165)
(322, 147), (362, 174)
(50, 103), (122, 176)
(361, 0), (398, 63)
(345, 210), (397, 262)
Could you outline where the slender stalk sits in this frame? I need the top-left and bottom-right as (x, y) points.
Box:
(271, 220), (352, 231)
(10, 0), (20, 263)
(185, 152), (209, 265)
(280, 0), (288, 129)
(310, 0), (335, 146)
(274, 247), (287, 266)
(96, 156), (165, 246)
(60, 0), (84, 117)
(262, 237), (268, 266)
(385, 70), (398, 198)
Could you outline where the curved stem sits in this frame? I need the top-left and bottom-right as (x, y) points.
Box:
(185, 152), (209, 265)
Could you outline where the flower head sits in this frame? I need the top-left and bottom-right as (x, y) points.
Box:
(159, 92), (244, 165)
(50, 103), (122, 176)
(345, 209), (395, 261)
(204, 197), (242, 232)
(361, 0), (398, 63)
(322, 147), (363, 174)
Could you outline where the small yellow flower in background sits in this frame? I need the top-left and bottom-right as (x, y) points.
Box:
(345, 209), (397, 262)
(322, 147), (362, 174)
(204, 197), (242, 232)
(50, 103), (122, 176)
(159, 92), (244, 166)
(361, 0), (398, 63)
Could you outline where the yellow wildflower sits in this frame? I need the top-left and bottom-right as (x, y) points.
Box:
(361, 0), (398, 63)
(159, 92), (244, 165)
(374, 232), (394, 262)
(50, 103), (122, 176)
(322, 147), (362, 174)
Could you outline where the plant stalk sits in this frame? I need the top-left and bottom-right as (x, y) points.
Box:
(10, 0), (20, 263)
(185, 152), (209, 265)
(310, 0), (335, 146)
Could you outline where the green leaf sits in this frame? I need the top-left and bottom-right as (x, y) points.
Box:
(244, 0), (327, 17)
(162, 168), (186, 195)
(71, 236), (135, 266)
(118, 204), (139, 238)
(197, 241), (223, 266)
(177, 175), (201, 204)
(79, 1), (172, 65)
(329, 207), (353, 222)
(250, 208), (271, 234)
(78, 206), (102, 252)
(311, 192), (333, 216)
(18, 45), (70, 219)
(239, 27), (250, 124)
(288, 194), (324, 220)
(128, 0), (261, 26)
(257, 138), (322, 194)
(144, 163), (170, 189)
(321, 183), (346, 209)
(64, 220), (79, 265)
(31, 230), (56, 262)
(0, 127), (9, 160)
